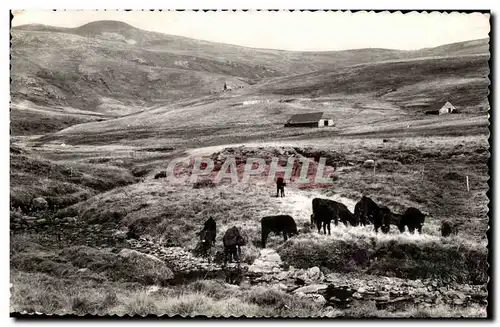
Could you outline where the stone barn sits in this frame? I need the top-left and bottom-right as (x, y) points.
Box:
(284, 112), (334, 128)
(438, 101), (456, 115)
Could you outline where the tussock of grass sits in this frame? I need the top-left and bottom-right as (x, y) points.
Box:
(330, 300), (487, 318)
(10, 270), (486, 317)
(244, 287), (323, 317)
(10, 151), (136, 212)
(394, 303), (487, 318)
(116, 292), (265, 317)
(11, 237), (173, 286)
(279, 232), (487, 284)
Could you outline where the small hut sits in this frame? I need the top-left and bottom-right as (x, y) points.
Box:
(438, 101), (456, 115)
(284, 112), (334, 128)
(424, 101), (457, 115)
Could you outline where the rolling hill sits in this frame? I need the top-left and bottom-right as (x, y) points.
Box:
(35, 52), (489, 148)
(256, 54), (490, 112)
(10, 20), (490, 137)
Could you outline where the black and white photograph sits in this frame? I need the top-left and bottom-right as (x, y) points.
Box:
(9, 9), (491, 318)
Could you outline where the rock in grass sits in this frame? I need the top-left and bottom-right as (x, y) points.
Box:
(32, 197), (48, 211)
(293, 284), (328, 294)
(118, 248), (163, 263)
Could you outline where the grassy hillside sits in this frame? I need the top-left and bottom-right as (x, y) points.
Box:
(11, 21), (489, 115)
(10, 21), (489, 136)
(10, 29), (254, 111)
(10, 146), (137, 212)
(35, 52), (489, 148)
(257, 54), (490, 113)
(10, 101), (109, 136)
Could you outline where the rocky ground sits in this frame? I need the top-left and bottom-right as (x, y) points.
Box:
(10, 194), (488, 317)
(125, 237), (488, 312)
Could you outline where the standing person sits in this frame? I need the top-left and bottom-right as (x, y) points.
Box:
(276, 177), (286, 197)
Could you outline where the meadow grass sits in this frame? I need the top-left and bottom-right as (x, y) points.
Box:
(10, 269), (486, 317)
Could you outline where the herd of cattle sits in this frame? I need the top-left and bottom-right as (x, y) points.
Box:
(195, 195), (428, 265)
(314, 196), (427, 235)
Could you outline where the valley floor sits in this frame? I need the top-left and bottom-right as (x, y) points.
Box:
(10, 128), (490, 318)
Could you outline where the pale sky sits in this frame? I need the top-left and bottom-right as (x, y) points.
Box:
(12, 10), (490, 51)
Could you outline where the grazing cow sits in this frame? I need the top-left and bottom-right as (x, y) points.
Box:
(311, 198), (358, 235)
(222, 226), (246, 265)
(195, 229), (215, 259)
(398, 207), (427, 234)
(261, 215), (298, 248)
(355, 196), (393, 233)
(355, 196), (379, 227)
(200, 217), (217, 246)
(276, 177), (286, 197)
(154, 171), (167, 179)
(354, 200), (369, 226)
(378, 206), (393, 234)
(387, 212), (404, 233)
(194, 217), (217, 259)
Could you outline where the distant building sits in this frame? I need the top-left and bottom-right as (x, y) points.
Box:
(424, 101), (457, 115)
(438, 101), (456, 115)
(284, 112), (334, 128)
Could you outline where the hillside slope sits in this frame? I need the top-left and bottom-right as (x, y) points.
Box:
(11, 21), (489, 113)
(34, 52), (489, 148)
(10, 21), (489, 136)
(256, 54), (490, 112)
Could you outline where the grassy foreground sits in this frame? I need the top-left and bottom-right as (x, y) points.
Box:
(11, 269), (486, 318)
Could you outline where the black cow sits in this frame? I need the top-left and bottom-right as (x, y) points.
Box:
(154, 171), (167, 179)
(311, 198), (358, 235)
(194, 218), (217, 259)
(355, 196), (391, 233)
(387, 212), (404, 232)
(354, 199), (374, 227)
(276, 177), (286, 197)
(398, 207), (427, 234)
(200, 217), (217, 246)
(355, 196), (379, 227)
(195, 229), (214, 259)
(378, 206), (393, 234)
(222, 226), (246, 265)
(261, 215), (298, 248)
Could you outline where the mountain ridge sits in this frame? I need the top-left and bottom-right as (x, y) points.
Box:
(10, 20), (490, 136)
(13, 20), (489, 53)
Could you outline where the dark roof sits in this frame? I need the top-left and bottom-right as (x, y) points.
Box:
(286, 112), (324, 124)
